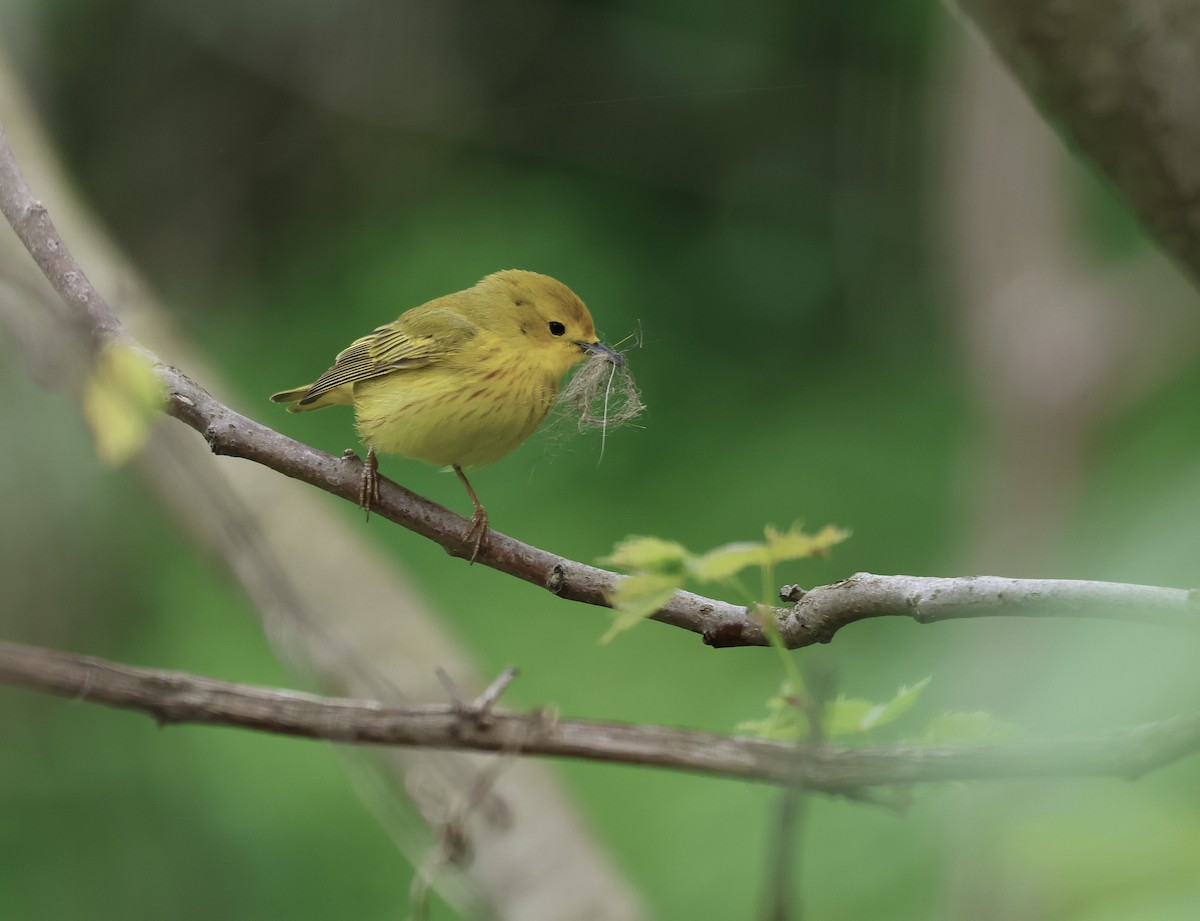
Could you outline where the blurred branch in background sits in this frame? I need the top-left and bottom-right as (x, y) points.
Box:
(940, 19), (1200, 575)
(7, 642), (1200, 791)
(957, 0), (1200, 286)
(0, 58), (645, 921)
(6, 637), (1200, 788)
(761, 785), (808, 921)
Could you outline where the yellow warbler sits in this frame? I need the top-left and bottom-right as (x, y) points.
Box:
(270, 269), (619, 557)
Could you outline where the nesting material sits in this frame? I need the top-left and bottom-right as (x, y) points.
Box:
(556, 347), (645, 434)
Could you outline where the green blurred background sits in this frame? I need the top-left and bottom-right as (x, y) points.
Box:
(3, 1), (1200, 918)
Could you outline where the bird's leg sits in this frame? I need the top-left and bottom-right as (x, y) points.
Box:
(358, 446), (380, 519)
(453, 464), (489, 563)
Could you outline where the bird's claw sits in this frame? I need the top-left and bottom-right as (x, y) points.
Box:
(358, 447), (380, 519)
(464, 508), (489, 564)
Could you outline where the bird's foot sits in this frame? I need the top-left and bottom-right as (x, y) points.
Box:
(357, 447), (380, 520)
(463, 507), (489, 564)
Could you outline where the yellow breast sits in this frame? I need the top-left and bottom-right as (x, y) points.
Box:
(351, 336), (561, 469)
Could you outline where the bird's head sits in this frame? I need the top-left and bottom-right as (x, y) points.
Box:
(478, 270), (621, 378)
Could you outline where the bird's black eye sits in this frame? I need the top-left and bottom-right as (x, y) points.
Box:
(548, 321), (566, 336)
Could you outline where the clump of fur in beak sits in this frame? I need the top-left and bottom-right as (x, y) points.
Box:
(557, 340), (645, 436)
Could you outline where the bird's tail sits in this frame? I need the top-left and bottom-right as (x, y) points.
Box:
(270, 384), (333, 413)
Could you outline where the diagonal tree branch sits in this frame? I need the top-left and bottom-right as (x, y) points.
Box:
(0, 93), (650, 921)
(4, 638), (1200, 789)
(1, 116), (1197, 650)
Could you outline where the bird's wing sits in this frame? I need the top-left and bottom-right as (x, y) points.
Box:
(296, 307), (478, 405)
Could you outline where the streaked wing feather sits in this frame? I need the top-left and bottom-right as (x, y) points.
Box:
(298, 309), (477, 405)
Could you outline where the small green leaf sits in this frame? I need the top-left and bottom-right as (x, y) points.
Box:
(690, 523), (850, 582)
(917, 711), (1023, 745)
(81, 345), (165, 465)
(691, 542), (769, 581)
(822, 677), (931, 737)
(735, 713), (809, 740)
(762, 523), (851, 563)
(862, 676), (931, 731)
(600, 536), (691, 574)
(600, 573), (682, 643)
(822, 697), (878, 737)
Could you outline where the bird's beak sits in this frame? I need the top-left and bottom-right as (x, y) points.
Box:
(578, 339), (624, 367)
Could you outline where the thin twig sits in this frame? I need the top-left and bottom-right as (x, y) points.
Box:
(5, 639), (1200, 789)
(470, 667), (519, 720)
(761, 787), (808, 921)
